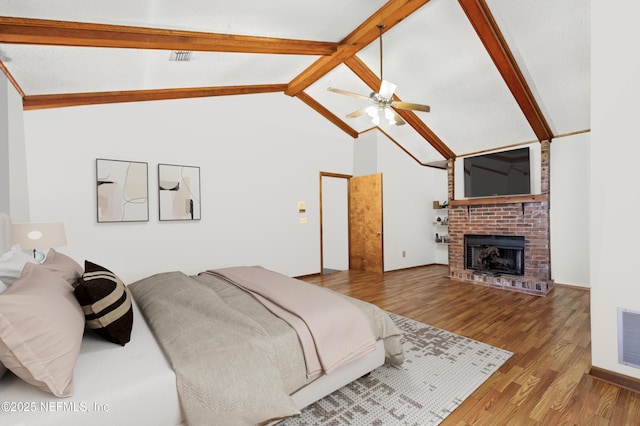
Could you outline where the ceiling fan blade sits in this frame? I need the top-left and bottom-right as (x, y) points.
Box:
(346, 106), (371, 118)
(327, 87), (371, 101)
(391, 101), (431, 113)
(378, 80), (397, 99)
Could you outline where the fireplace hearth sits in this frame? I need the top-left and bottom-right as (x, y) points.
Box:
(465, 234), (525, 276)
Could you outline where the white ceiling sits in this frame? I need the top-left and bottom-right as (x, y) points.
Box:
(0, 0), (590, 165)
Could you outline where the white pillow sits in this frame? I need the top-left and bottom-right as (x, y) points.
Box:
(0, 263), (85, 396)
(0, 244), (38, 287)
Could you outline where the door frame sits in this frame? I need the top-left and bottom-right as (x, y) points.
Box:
(319, 172), (351, 274)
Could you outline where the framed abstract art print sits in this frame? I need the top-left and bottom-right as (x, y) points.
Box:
(96, 159), (149, 223)
(158, 163), (201, 221)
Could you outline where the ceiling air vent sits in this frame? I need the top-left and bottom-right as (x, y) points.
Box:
(169, 51), (192, 62)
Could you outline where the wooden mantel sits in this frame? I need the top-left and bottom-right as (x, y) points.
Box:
(448, 194), (548, 207)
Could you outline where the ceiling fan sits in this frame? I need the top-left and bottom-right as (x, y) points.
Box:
(328, 25), (430, 126)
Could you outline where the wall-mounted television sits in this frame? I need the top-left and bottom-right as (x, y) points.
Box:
(463, 147), (531, 198)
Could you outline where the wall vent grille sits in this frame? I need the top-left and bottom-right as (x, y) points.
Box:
(169, 51), (192, 62)
(618, 308), (640, 368)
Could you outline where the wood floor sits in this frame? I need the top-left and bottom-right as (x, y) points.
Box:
(300, 265), (640, 426)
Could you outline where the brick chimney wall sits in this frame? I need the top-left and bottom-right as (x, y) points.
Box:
(447, 141), (553, 295)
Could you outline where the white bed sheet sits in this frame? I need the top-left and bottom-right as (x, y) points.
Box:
(0, 297), (182, 426)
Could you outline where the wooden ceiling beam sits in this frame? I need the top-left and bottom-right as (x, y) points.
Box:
(285, 0), (431, 96)
(0, 59), (25, 98)
(22, 84), (288, 110)
(345, 56), (456, 159)
(458, 0), (553, 142)
(372, 127), (432, 167)
(5, 4), (454, 159)
(0, 17), (337, 55)
(296, 92), (359, 139)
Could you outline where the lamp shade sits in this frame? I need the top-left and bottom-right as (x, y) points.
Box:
(11, 222), (67, 250)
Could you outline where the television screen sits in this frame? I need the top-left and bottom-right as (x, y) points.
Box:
(463, 147), (531, 198)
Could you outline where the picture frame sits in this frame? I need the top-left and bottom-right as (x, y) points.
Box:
(96, 158), (149, 223)
(158, 163), (201, 221)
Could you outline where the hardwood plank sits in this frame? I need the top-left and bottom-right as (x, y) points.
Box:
(299, 265), (640, 425)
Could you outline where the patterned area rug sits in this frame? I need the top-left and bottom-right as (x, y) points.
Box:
(280, 313), (513, 425)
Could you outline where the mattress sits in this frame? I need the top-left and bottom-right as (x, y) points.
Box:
(0, 298), (182, 426)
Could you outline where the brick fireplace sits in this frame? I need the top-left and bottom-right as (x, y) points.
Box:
(446, 141), (554, 296)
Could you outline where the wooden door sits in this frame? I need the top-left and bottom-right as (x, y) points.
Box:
(349, 173), (384, 273)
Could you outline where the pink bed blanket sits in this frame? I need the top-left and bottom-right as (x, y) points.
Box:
(204, 266), (377, 378)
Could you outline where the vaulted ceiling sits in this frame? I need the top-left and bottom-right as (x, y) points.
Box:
(0, 0), (590, 166)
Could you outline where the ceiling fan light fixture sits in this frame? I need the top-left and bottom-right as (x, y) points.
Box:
(379, 80), (396, 99)
(327, 24), (429, 127)
(384, 108), (396, 125)
(366, 105), (380, 125)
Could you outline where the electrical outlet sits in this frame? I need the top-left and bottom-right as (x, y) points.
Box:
(402, 251), (406, 257)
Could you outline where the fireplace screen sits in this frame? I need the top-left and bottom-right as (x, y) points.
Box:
(465, 234), (525, 276)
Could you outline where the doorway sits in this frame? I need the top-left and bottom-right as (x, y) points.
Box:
(319, 172), (384, 275)
(320, 173), (350, 274)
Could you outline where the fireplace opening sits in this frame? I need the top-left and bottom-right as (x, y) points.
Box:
(465, 234), (525, 276)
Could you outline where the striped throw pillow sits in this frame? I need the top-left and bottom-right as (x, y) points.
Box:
(74, 261), (133, 346)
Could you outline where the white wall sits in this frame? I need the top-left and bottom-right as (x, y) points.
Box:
(375, 132), (448, 270)
(21, 93), (354, 282)
(6, 69), (595, 295)
(0, 75), (30, 221)
(15, 90), (448, 283)
(590, 3), (640, 378)
(353, 131), (378, 176)
(550, 133), (590, 287)
(328, 127), (447, 272)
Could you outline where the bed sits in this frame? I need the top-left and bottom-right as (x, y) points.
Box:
(0, 213), (404, 425)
